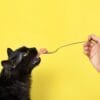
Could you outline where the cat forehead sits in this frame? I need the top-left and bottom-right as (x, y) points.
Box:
(15, 46), (29, 52)
(8, 47), (38, 59)
(9, 52), (22, 60)
(15, 47), (38, 54)
(10, 48), (28, 59)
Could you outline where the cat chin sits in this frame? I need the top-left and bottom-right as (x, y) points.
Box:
(32, 57), (41, 66)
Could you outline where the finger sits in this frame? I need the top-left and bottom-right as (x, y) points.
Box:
(84, 42), (91, 48)
(83, 44), (90, 53)
(89, 42), (96, 48)
(84, 40), (96, 49)
(83, 43), (91, 57)
(88, 34), (99, 43)
(84, 46), (89, 51)
(84, 50), (90, 57)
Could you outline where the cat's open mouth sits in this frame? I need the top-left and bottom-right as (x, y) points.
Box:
(31, 57), (41, 65)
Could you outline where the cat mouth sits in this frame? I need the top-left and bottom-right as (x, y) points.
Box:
(31, 57), (41, 65)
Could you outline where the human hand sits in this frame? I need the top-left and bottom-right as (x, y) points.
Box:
(84, 34), (100, 72)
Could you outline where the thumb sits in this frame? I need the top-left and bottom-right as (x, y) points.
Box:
(88, 34), (100, 43)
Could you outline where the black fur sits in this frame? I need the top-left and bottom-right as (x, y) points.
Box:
(0, 46), (41, 100)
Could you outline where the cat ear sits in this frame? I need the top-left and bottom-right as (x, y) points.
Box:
(7, 48), (14, 58)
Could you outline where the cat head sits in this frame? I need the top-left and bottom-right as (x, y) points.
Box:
(1, 46), (41, 77)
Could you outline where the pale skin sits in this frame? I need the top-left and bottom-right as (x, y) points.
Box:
(84, 34), (100, 72)
(38, 35), (100, 72)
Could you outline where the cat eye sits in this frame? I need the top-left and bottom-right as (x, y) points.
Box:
(23, 51), (29, 57)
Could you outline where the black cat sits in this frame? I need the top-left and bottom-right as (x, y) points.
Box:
(0, 46), (41, 100)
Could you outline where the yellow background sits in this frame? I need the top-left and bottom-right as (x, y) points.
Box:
(0, 0), (100, 100)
